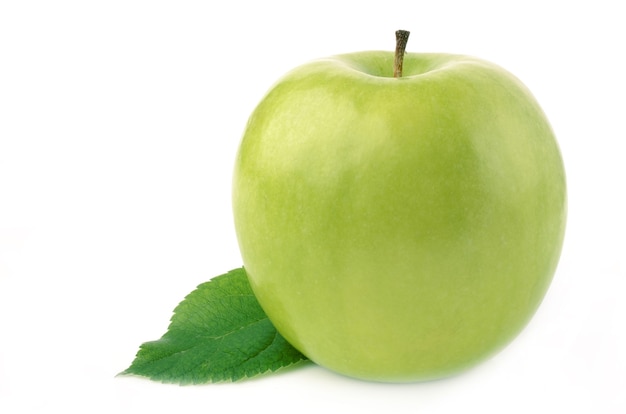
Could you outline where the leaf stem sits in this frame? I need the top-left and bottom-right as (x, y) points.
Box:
(393, 30), (410, 78)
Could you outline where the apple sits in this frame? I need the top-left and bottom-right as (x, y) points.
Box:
(232, 31), (566, 382)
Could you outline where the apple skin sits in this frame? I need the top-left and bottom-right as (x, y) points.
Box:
(232, 51), (567, 382)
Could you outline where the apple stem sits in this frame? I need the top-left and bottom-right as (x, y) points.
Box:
(394, 30), (410, 78)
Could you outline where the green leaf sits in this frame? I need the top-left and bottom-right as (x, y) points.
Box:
(120, 268), (308, 384)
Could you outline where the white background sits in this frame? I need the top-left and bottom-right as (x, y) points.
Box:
(1, 1), (624, 413)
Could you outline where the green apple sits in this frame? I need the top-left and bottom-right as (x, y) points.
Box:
(232, 33), (566, 382)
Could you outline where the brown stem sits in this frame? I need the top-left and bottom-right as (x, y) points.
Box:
(393, 30), (410, 78)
